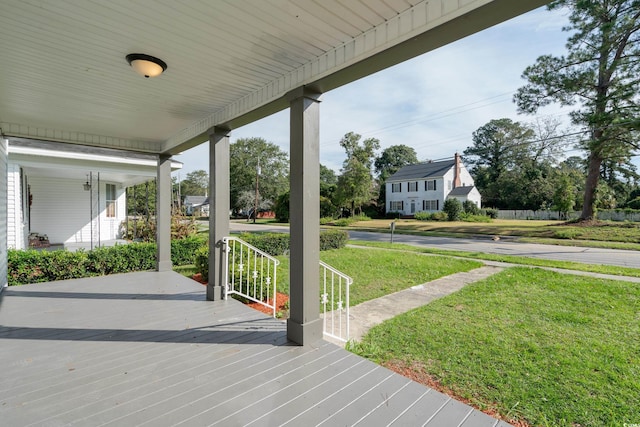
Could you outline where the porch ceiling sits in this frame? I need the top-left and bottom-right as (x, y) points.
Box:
(0, 0), (547, 155)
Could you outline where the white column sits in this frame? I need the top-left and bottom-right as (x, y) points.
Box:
(156, 154), (172, 272)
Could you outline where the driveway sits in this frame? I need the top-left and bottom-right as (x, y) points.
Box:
(226, 221), (640, 269)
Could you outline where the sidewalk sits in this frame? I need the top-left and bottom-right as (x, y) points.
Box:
(347, 266), (503, 343)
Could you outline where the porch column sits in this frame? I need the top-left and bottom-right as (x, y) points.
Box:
(287, 87), (322, 345)
(156, 154), (172, 272)
(207, 126), (230, 301)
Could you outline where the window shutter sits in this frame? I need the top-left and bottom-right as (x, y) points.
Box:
(401, 201), (404, 210)
(434, 180), (437, 191)
(437, 200), (439, 210)
(425, 181), (427, 191)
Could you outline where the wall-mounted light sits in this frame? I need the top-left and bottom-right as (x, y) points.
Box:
(83, 175), (91, 191)
(126, 53), (167, 78)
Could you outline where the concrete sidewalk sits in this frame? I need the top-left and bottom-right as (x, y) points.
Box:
(348, 265), (503, 343)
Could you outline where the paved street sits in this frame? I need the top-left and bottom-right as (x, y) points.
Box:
(227, 221), (640, 269)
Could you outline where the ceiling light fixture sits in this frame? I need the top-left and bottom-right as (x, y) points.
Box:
(126, 53), (167, 78)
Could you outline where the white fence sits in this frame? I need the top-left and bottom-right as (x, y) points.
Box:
(320, 261), (352, 343)
(497, 210), (640, 222)
(223, 237), (279, 317)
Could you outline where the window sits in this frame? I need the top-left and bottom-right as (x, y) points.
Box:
(106, 184), (117, 218)
(422, 200), (439, 211)
(389, 201), (403, 211)
(448, 180), (452, 190)
(425, 180), (437, 191)
(391, 183), (402, 193)
(408, 181), (418, 192)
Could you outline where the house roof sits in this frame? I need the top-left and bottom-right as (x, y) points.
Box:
(387, 159), (455, 181)
(184, 196), (208, 206)
(0, 1), (546, 155)
(448, 185), (475, 196)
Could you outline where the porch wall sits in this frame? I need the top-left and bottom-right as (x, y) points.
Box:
(29, 176), (125, 244)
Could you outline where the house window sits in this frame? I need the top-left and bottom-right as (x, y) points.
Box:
(389, 201), (403, 211)
(408, 181), (418, 192)
(391, 183), (402, 193)
(106, 184), (117, 218)
(422, 200), (439, 211)
(425, 180), (436, 191)
(448, 180), (452, 190)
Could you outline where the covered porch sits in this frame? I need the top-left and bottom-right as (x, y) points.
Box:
(0, 271), (508, 426)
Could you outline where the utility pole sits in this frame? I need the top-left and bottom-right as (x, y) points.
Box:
(254, 159), (260, 224)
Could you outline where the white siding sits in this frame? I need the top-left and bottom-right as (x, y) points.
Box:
(386, 177), (447, 215)
(0, 139), (7, 291)
(29, 177), (124, 244)
(6, 163), (27, 249)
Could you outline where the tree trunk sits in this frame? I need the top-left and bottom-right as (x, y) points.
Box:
(581, 153), (602, 220)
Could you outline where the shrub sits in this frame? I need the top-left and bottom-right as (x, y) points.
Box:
(194, 246), (209, 282)
(431, 211), (448, 221)
(171, 235), (207, 265)
(120, 218), (156, 242)
(553, 230), (581, 240)
(274, 192), (290, 222)
(460, 213), (492, 223)
(319, 216), (334, 225)
(481, 208), (498, 219)
(333, 218), (352, 226)
(239, 232), (290, 256)
(385, 211), (401, 219)
(443, 198), (462, 221)
(462, 200), (481, 215)
(319, 230), (348, 250)
(414, 211), (431, 221)
(86, 243), (156, 275)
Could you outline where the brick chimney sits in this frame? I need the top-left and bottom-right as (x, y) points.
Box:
(454, 152), (461, 188)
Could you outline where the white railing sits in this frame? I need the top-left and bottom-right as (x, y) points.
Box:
(320, 261), (352, 343)
(223, 237), (279, 317)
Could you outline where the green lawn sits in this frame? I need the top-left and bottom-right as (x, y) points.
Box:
(274, 247), (481, 305)
(349, 240), (640, 278)
(349, 267), (640, 426)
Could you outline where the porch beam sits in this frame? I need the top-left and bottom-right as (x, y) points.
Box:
(287, 86), (322, 346)
(207, 127), (230, 301)
(156, 154), (172, 272)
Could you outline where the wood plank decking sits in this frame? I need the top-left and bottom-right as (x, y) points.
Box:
(0, 271), (509, 426)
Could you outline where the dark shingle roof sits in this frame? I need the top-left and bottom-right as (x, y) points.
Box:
(387, 159), (455, 181)
(448, 186), (474, 196)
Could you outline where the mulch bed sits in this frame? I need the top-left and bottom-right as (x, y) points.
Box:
(191, 273), (289, 317)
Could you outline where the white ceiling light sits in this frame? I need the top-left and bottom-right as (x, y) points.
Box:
(126, 53), (167, 78)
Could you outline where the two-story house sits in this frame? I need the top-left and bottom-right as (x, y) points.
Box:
(385, 153), (481, 216)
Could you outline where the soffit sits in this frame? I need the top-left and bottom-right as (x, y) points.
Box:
(0, 0), (547, 154)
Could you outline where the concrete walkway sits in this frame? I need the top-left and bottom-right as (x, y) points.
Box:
(348, 265), (503, 343)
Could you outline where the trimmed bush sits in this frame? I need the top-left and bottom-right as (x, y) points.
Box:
(239, 232), (290, 256)
(319, 230), (348, 250)
(171, 235), (207, 265)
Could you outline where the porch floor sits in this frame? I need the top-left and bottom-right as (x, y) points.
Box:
(0, 272), (509, 426)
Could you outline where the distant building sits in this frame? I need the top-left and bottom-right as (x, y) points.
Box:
(184, 195), (209, 216)
(385, 153), (481, 216)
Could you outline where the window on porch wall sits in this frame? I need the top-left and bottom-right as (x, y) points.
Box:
(106, 183), (116, 218)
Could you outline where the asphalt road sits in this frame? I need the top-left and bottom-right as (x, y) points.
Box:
(227, 221), (640, 269)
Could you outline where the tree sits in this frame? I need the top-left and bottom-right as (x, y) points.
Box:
(443, 198), (462, 221)
(553, 173), (576, 218)
(375, 145), (418, 213)
(229, 137), (289, 212)
(514, 0), (640, 220)
(463, 118), (535, 207)
(335, 132), (380, 215)
(179, 170), (209, 197)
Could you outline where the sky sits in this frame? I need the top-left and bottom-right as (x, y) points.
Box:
(173, 5), (576, 178)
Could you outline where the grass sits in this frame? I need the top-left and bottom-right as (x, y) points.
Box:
(346, 218), (640, 249)
(273, 247), (481, 305)
(348, 267), (640, 426)
(349, 240), (640, 278)
(173, 264), (198, 277)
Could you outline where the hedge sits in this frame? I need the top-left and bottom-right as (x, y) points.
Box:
(195, 230), (349, 282)
(8, 236), (208, 286)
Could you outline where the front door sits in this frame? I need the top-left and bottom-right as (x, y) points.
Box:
(410, 200), (416, 214)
